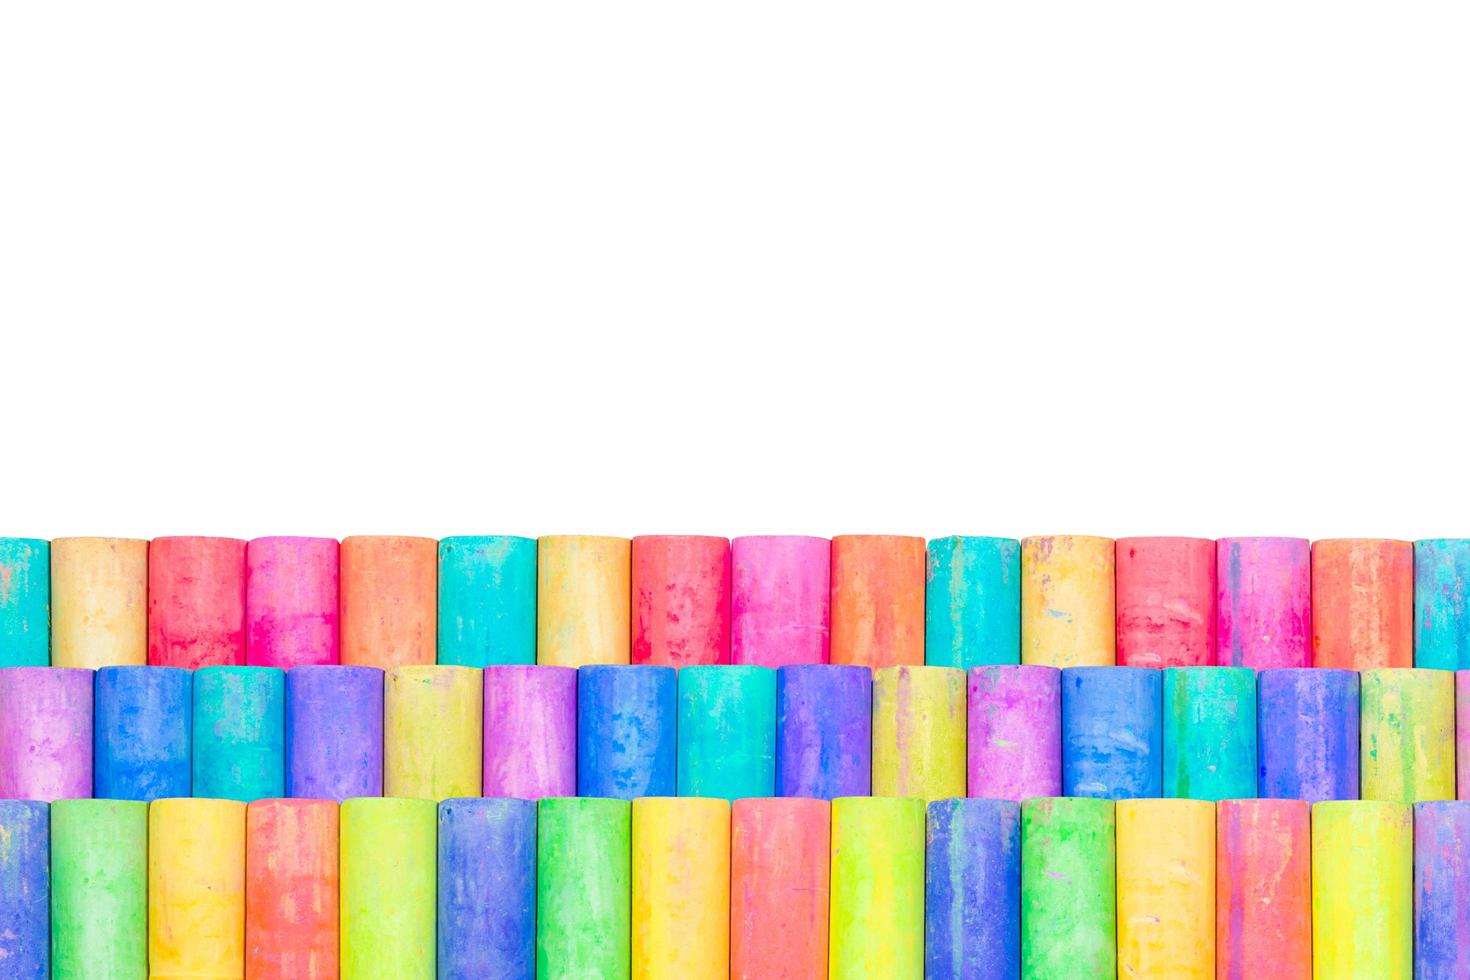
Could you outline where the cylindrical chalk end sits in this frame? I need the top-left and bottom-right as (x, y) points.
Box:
(632, 535), (731, 667)
(147, 535), (246, 669)
(148, 797), (247, 979)
(438, 797), (536, 979)
(0, 666), (93, 801)
(483, 665), (577, 799)
(1257, 667), (1359, 802)
(245, 536), (340, 668)
(829, 796), (926, 979)
(830, 535), (926, 669)
(966, 664), (1061, 801)
(245, 798), (339, 979)
(576, 665), (677, 799)
(1215, 536), (1311, 668)
(192, 665), (286, 803)
(1414, 801), (1470, 978)
(50, 537), (148, 669)
(925, 535), (1021, 669)
(536, 797), (632, 979)
(384, 665), (483, 802)
(1162, 666), (1257, 801)
(50, 799), (149, 978)
(340, 535), (438, 669)
(776, 664), (872, 800)
(1020, 797), (1116, 979)
(1116, 798), (1215, 977)
(1060, 665), (1162, 800)
(1115, 536), (1215, 668)
(731, 535), (830, 667)
(676, 664), (777, 800)
(1020, 535), (1115, 668)
(1216, 799), (1311, 980)
(1312, 538), (1413, 669)
(536, 535), (631, 667)
(0, 538), (50, 667)
(631, 797), (731, 980)
(340, 797), (437, 979)
(925, 798), (1021, 980)
(1361, 668), (1455, 804)
(730, 797), (830, 980)
(286, 664), (384, 802)
(94, 664), (192, 802)
(1415, 539), (1470, 670)
(1311, 800), (1413, 978)
(872, 665), (967, 803)
(437, 535), (537, 667)
(0, 800), (49, 975)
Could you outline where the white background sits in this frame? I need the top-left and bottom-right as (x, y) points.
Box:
(2, 2), (1466, 541)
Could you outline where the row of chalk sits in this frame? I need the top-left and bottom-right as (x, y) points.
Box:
(4, 534), (1470, 674)
(4, 662), (1467, 807)
(1, 794), (1464, 978)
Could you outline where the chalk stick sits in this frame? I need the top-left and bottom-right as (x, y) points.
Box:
(1162, 666), (1257, 801)
(1415, 539), (1470, 670)
(873, 665), (966, 803)
(286, 664), (383, 801)
(731, 535), (830, 667)
(775, 664), (871, 800)
(50, 537), (147, 669)
(1414, 801), (1470, 980)
(192, 665), (286, 802)
(830, 534), (925, 669)
(925, 798), (1020, 980)
(632, 535), (731, 667)
(1460, 672), (1470, 801)
(340, 797), (437, 980)
(0, 800), (48, 977)
(730, 797), (830, 980)
(148, 797), (246, 979)
(384, 665), (483, 802)
(340, 535), (437, 669)
(1116, 798), (1215, 977)
(1215, 536), (1311, 668)
(677, 665), (777, 800)
(245, 536), (339, 668)
(438, 535), (536, 667)
(246, 798), (338, 979)
(632, 797), (731, 980)
(1258, 667), (1359, 802)
(1361, 668), (1455, 803)
(1312, 538), (1414, 669)
(1312, 800), (1413, 979)
(1020, 535), (1115, 667)
(577, 665), (677, 799)
(147, 535), (246, 669)
(49, 799), (148, 980)
(536, 797), (631, 979)
(0, 666), (92, 801)
(94, 665), (191, 801)
(483, 665), (576, 799)
(0, 538), (49, 667)
(967, 664), (1061, 801)
(438, 797), (536, 980)
(1020, 797), (1116, 979)
(1216, 799), (1311, 980)
(1115, 536), (1215, 668)
(537, 535), (631, 667)
(1060, 665), (1161, 800)
(925, 535), (1021, 669)
(829, 796), (925, 980)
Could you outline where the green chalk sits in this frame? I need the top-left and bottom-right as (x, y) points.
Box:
(1021, 797), (1116, 980)
(50, 799), (148, 980)
(537, 797), (631, 980)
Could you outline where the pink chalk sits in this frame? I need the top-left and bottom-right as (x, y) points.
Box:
(1115, 537), (1215, 669)
(631, 536), (731, 667)
(731, 536), (830, 667)
(148, 537), (247, 669)
(483, 665), (577, 799)
(246, 537), (340, 668)
(967, 665), (1061, 801)
(1215, 538), (1311, 669)
(1458, 672), (1470, 801)
(0, 667), (93, 800)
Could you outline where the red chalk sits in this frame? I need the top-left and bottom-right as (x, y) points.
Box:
(631, 536), (731, 667)
(1115, 537), (1215, 669)
(148, 537), (247, 669)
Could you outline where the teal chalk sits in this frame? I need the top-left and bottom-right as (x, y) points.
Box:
(1415, 539), (1470, 670)
(438, 536), (537, 667)
(926, 536), (1021, 669)
(192, 666), (285, 802)
(1162, 666), (1257, 801)
(677, 665), (776, 800)
(0, 538), (50, 667)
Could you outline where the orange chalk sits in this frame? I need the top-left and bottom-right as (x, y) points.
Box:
(246, 799), (339, 979)
(1311, 539), (1413, 670)
(730, 798), (830, 980)
(830, 535), (925, 669)
(340, 536), (437, 669)
(1216, 799), (1311, 980)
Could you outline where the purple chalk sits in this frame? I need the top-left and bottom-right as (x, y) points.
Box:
(483, 665), (576, 799)
(968, 665), (1061, 801)
(1258, 668), (1358, 803)
(0, 667), (93, 801)
(1415, 801), (1470, 978)
(775, 664), (871, 799)
(285, 665), (384, 801)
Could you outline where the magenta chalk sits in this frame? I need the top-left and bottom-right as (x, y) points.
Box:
(483, 666), (577, 799)
(1216, 538), (1311, 668)
(0, 667), (93, 801)
(967, 666), (1061, 802)
(245, 537), (340, 668)
(731, 536), (830, 667)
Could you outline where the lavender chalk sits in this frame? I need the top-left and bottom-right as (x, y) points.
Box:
(483, 666), (577, 799)
(775, 665), (872, 800)
(286, 665), (384, 801)
(0, 667), (93, 801)
(967, 665), (1060, 801)
(1258, 668), (1359, 802)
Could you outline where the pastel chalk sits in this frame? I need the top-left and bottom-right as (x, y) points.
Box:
(49, 799), (148, 980)
(340, 535), (438, 669)
(1114, 536), (1215, 668)
(1020, 535), (1115, 667)
(192, 665), (286, 803)
(631, 797), (731, 980)
(1116, 798), (1215, 977)
(483, 665), (577, 799)
(966, 664), (1061, 802)
(340, 797), (437, 980)
(536, 535), (631, 667)
(632, 535), (731, 667)
(245, 536), (339, 668)
(1414, 539), (1470, 670)
(731, 536), (830, 667)
(438, 535), (537, 667)
(1216, 799), (1311, 980)
(1162, 666), (1257, 801)
(147, 535), (246, 669)
(536, 797), (631, 979)
(872, 665), (967, 803)
(0, 666), (92, 801)
(148, 798), (247, 979)
(384, 665), (483, 802)
(1413, 800), (1470, 980)
(1459, 671), (1470, 800)
(577, 665), (676, 800)
(775, 664), (872, 800)
(1312, 538), (1414, 669)
(0, 537), (49, 667)
(829, 796), (925, 979)
(830, 534), (925, 669)
(1361, 668), (1455, 804)
(1019, 797), (1116, 979)
(1215, 537), (1311, 668)
(925, 535), (1021, 669)
(677, 665), (777, 800)
(438, 797), (536, 980)
(246, 798), (338, 979)
(50, 537), (147, 669)
(1060, 665), (1162, 800)
(0, 800), (48, 977)
(286, 664), (384, 801)
(730, 797), (830, 980)
(94, 665), (191, 801)
(1312, 800), (1413, 978)
(1258, 667), (1359, 802)
(925, 798), (1020, 979)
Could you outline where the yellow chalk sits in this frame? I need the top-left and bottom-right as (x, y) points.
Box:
(1021, 535), (1115, 667)
(537, 536), (631, 667)
(1116, 798), (1214, 978)
(631, 797), (730, 980)
(384, 666), (483, 801)
(1311, 800), (1412, 979)
(1360, 668), (1455, 803)
(51, 537), (148, 669)
(872, 666), (966, 803)
(148, 797), (246, 979)
(829, 796), (925, 979)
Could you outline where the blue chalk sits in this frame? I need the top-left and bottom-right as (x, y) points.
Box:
(577, 666), (676, 800)
(677, 665), (776, 801)
(438, 536), (537, 667)
(1414, 801), (1470, 980)
(438, 797), (536, 980)
(0, 538), (49, 667)
(775, 664), (872, 800)
(926, 798), (1021, 979)
(1415, 539), (1470, 671)
(0, 800), (49, 977)
(1258, 668), (1359, 802)
(94, 666), (192, 801)
(1061, 666), (1162, 800)
(192, 666), (285, 803)
(925, 536), (1021, 669)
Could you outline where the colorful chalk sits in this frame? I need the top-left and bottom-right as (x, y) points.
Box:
(1361, 667), (1455, 803)
(830, 534), (925, 669)
(1060, 665), (1162, 799)
(0, 800), (49, 977)
(729, 797), (830, 980)
(829, 796), (925, 979)
(94, 665), (191, 801)
(483, 665), (577, 799)
(577, 665), (677, 800)
(536, 797), (631, 979)
(50, 537), (147, 669)
(286, 664), (384, 801)
(925, 798), (1020, 979)
(438, 797), (535, 980)
(1258, 667), (1359, 802)
(1312, 538), (1414, 670)
(384, 665), (483, 801)
(1115, 536), (1215, 668)
(0, 537), (49, 667)
(925, 535), (1021, 669)
(1116, 798), (1215, 977)
(1414, 801), (1470, 979)
(0, 666), (92, 801)
(192, 665), (286, 803)
(1415, 539), (1470, 670)
(872, 665), (966, 803)
(775, 664), (872, 800)
(340, 797), (437, 980)
(632, 535), (731, 667)
(1162, 666), (1257, 801)
(1215, 536), (1312, 668)
(730, 535), (831, 667)
(148, 797), (247, 979)
(537, 535), (631, 667)
(632, 797), (731, 980)
(1020, 797), (1116, 979)
(1216, 799), (1312, 980)
(245, 536), (339, 668)
(245, 798), (338, 979)
(147, 535), (247, 669)
(1312, 800), (1413, 979)
(1460, 671), (1470, 801)
(677, 665), (777, 800)
(966, 664), (1061, 801)
(438, 535), (537, 667)
(49, 799), (148, 980)
(340, 535), (438, 669)
(1020, 535), (1115, 667)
